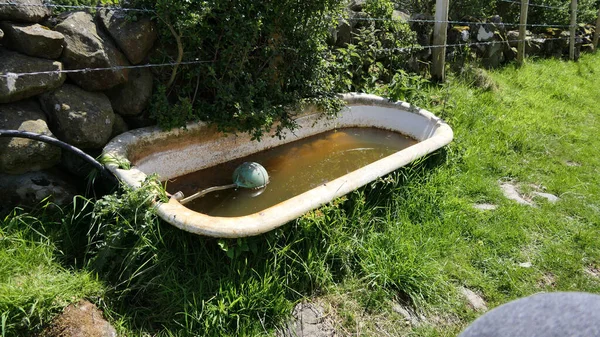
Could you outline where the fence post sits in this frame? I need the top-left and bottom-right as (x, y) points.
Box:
(569, 0), (577, 60)
(517, 0), (529, 65)
(432, 0), (449, 82)
(593, 3), (600, 50)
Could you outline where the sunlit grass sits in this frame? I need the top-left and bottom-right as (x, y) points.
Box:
(1, 53), (600, 336)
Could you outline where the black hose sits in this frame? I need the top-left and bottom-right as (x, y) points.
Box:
(0, 129), (117, 183)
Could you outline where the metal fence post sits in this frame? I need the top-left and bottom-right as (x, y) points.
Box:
(432, 0), (449, 82)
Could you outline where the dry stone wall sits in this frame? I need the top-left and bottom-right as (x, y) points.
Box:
(0, 0), (157, 208)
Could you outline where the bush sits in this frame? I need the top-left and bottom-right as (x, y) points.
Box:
(125, 0), (345, 140)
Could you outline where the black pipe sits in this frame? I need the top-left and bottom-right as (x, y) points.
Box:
(0, 129), (117, 183)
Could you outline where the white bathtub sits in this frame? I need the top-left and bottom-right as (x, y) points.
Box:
(102, 93), (453, 238)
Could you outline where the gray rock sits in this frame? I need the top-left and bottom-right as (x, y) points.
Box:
(392, 302), (421, 326)
(532, 191), (559, 203)
(349, 0), (366, 12)
(41, 300), (117, 337)
(60, 150), (95, 178)
(0, 48), (66, 103)
(473, 203), (497, 211)
(97, 9), (157, 65)
(461, 287), (487, 312)
(0, 0), (51, 23)
(55, 11), (129, 91)
(278, 302), (337, 337)
(105, 67), (153, 116)
(500, 182), (533, 206)
(111, 113), (129, 138)
(392, 10), (410, 22)
(0, 170), (76, 209)
(0, 28), (3, 40)
(0, 22), (64, 59)
(0, 100), (61, 174)
(39, 84), (115, 149)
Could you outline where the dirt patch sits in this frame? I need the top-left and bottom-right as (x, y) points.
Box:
(40, 300), (116, 337)
(538, 272), (557, 288)
(585, 265), (600, 278)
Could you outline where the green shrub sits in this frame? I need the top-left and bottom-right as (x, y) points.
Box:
(125, 0), (345, 140)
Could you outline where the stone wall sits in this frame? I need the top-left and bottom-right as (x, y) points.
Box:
(0, 0), (156, 208)
(330, 3), (596, 70)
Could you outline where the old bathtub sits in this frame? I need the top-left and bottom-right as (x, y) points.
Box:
(102, 93), (453, 238)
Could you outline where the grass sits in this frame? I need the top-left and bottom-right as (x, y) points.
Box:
(1, 53), (600, 336)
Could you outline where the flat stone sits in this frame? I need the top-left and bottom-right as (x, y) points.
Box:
(40, 300), (116, 337)
(39, 84), (115, 149)
(566, 161), (581, 167)
(0, 170), (76, 211)
(0, 48), (66, 103)
(500, 182), (533, 206)
(532, 191), (559, 203)
(473, 203), (497, 211)
(278, 301), (337, 337)
(519, 262), (532, 268)
(0, 0), (51, 23)
(0, 100), (61, 174)
(0, 22), (64, 59)
(392, 302), (421, 326)
(55, 11), (129, 91)
(97, 9), (157, 64)
(461, 287), (487, 312)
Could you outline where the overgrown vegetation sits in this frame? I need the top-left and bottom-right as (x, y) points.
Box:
(2, 53), (600, 336)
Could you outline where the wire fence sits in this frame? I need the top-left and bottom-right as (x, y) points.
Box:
(0, 0), (595, 82)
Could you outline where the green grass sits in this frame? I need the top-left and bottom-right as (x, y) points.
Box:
(1, 53), (600, 336)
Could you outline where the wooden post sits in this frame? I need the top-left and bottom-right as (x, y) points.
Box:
(569, 0), (577, 60)
(432, 0), (449, 82)
(593, 4), (600, 50)
(517, 0), (529, 65)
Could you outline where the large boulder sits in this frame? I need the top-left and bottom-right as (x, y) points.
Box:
(54, 11), (129, 91)
(105, 67), (153, 116)
(0, 48), (66, 103)
(0, 170), (76, 210)
(0, 100), (61, 174)
(0, 22), (64, 59)
(39, 84), (115, 149)
(0, 0), (51, 23)
(97, 9), (157, 65)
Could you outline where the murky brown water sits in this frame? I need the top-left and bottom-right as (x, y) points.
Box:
(166, 128), (417, 217)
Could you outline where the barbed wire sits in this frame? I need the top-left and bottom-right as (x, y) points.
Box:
(0, 60), (212, 79)
(351, 17), (573, 28)
(373, 36), (570, 53)
(0, 1), (154, 12)
(0, 35), (576, 79)
(498, 0), (573, 11)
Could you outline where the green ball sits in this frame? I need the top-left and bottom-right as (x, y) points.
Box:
(232, 162), (269, 189)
